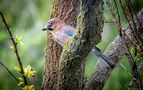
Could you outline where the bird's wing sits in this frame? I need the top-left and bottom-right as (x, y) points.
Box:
(65, 30), (73, 36)
(62, 25), (75, 37)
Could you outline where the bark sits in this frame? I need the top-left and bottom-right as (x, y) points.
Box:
(43, 0), (81, 90)
(84, 8), (143, 90)
(58, 0), (104, 90)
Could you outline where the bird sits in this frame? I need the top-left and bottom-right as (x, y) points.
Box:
(42, 18), (115, 68)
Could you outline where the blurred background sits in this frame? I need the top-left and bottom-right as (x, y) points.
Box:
(0, 0), (143, 90)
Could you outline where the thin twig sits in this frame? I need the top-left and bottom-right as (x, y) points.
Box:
(125, 0), (143, 46)
(124, 0), (143, 89)
(126, 0), (143, 58)
(119, 0), (143, 61)
(128, 79), (133, 90)
(120, 63), (132, 77)
(127, 0), (143, 32)
(84, 8), (143, 90)
(0, 60), (19, 83)
(0, 11), (27, 85)
(107, 0), (143, 89)
(119, 0), (138, 42)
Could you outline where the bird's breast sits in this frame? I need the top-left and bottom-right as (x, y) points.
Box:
(52, 30), (71, 46)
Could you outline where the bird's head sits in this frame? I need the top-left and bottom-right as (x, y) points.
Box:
(42, 18), (65, 32)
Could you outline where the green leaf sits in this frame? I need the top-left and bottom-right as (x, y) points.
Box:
(130, 47), (135, 57)
(134, 53), (141, 62)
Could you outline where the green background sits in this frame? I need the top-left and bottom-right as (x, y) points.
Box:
(0, 0), (143, 90)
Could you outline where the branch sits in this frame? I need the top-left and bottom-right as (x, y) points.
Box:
(0, 60), (19, 83)
(119, 0), (143, 89)
(0, 11), (27, 85)
(57, 0), (104, 89)
(108, 0), (142, 89)
(84, 8), (143, 90)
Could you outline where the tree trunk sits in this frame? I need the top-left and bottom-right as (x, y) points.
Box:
(43, 0), (82, 90)
(58, 0), (104, 90)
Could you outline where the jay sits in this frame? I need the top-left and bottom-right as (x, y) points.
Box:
(42, 18), (114, 68)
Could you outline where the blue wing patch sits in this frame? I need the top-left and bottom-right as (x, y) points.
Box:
(65, 31), (73, 37)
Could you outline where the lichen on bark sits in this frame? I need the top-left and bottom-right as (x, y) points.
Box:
(58, 0), (104, 90)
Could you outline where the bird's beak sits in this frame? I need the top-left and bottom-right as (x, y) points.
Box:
(42, 27), (48, 31)
(42, 27), (53, 31)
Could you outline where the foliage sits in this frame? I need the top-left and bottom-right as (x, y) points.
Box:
(0, 0), (53, 90)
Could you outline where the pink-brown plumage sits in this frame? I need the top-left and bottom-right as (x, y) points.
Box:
(43, 18), (75, 46)
(42, 18), (115, 68)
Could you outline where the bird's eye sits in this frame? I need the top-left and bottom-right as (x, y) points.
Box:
(48, 22), (52, 27)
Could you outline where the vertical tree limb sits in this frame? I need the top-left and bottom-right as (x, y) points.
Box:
(43, 0), (81, 90)
(58, 0), (104, 89)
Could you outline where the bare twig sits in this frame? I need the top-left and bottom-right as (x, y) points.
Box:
(0, 11), (27, 85)
(120, 63), (132, 77)
(108, 1), (143, 89)
(126, 0), (143, 32)
(0, 60), (19, 83)
(125, 0), (143, 58)
(84, 8), (143, 90)
(124, 0), (143, 46)
(119, 0), (143, 60)
(128, 79), (134, 89)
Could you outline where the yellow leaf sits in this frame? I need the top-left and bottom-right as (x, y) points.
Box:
(17, 82), (24, 86)
(14, 66), (21, 72)
(24, 65), (36, 78)
(19, 77), (24, 82)
(15, 35), (24, 46)
(22, 85), (34, 90)
(17, 77), (24, 86)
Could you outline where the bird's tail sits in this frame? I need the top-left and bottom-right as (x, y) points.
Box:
(92, 47), (115, 68)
